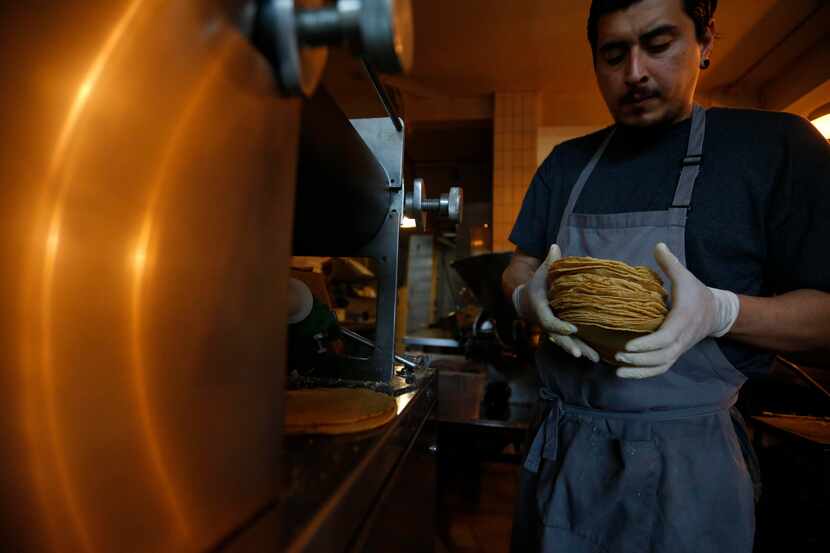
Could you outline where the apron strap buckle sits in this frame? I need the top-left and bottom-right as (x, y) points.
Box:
(682, 153), (703, 166)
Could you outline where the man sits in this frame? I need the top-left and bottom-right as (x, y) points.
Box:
(503, 0), (830, 551)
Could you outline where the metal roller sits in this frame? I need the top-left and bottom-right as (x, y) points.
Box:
(293, 86), (393, 255)
(254, 0), (413, 96)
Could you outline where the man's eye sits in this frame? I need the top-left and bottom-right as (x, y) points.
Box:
(647, 41), (672, 53)
(604, 51), (625, 65)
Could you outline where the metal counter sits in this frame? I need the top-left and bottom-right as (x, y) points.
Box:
(281, 370), (437, 553)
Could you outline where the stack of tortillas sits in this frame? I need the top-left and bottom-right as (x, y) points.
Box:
(547, 256), (669, 365)
(284, 388), (397, 435)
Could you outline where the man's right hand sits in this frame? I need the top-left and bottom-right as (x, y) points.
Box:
(520, 244), (600, 362)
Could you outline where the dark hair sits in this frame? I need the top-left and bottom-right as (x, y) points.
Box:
(587, 0), (718, 52)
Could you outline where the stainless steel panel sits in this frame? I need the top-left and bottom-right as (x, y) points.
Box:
(0, 1), (297, 551)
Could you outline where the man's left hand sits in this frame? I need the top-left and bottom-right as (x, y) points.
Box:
(614, 243), (740, 379)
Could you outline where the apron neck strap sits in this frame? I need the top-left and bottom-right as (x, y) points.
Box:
(554, 105), (707, 245)
(554, 128), (615, 242)
(671, 104), (707, 208)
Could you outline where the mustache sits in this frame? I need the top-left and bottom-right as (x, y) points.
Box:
(621, 88), (660, 104)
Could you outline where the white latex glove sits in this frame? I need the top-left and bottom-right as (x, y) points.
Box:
(615, 242), (740, 379)
(516, 244), (600, 362)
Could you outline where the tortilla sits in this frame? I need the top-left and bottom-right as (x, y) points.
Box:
(284, 388), (397, 435)
(547, 256), (669, 365)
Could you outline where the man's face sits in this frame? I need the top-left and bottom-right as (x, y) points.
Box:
(593, 0), (713, 127)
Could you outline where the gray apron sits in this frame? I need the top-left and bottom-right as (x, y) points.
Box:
(512, 106), (756, 553)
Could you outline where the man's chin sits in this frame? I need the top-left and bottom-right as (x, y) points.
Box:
(615, 103), (665, 127)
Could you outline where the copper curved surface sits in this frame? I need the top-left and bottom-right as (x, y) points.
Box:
(1, 1), (297, 551)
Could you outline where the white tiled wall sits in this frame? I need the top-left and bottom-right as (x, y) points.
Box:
(492, 92), (540, 252)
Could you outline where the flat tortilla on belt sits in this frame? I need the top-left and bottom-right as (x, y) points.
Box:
(547, 256), (669, 365)
(284, 388), (397, 435)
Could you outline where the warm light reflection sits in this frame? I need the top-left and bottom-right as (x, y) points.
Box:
(131, 244), (148, 273)
(811, 113), (830, 140)
(46, 225), (61, 257)
(128, 36), (236, 546)
(395, 390), (415, 415)
(401, 216), (417, 229)
(39, 207), (84, 550)
(47, 0), (146, 175)
(76, 80), (94, 105)
(23, 0), (150, 551)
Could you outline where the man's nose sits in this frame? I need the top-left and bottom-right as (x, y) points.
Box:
(624, 48), (648, 85)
